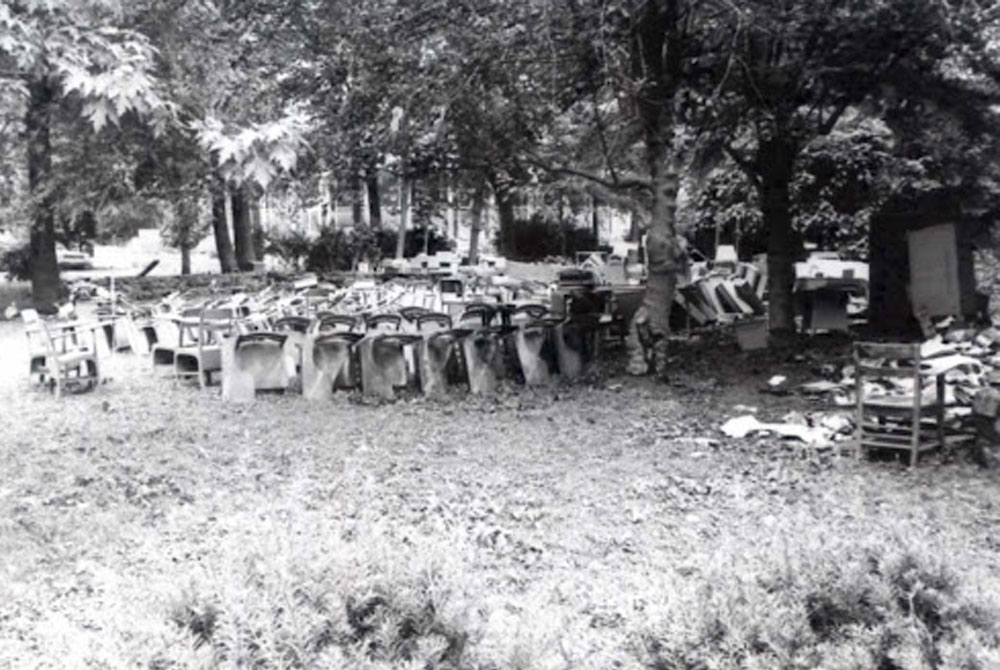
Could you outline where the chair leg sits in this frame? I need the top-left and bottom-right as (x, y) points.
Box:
(936, 376), (946, 454)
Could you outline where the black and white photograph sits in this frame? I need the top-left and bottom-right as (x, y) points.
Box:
(2, 0), (1000, 667)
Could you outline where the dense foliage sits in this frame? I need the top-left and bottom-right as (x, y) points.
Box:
(1, 0), (998, 330)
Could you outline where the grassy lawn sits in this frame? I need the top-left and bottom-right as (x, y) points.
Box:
(2, 319), (1000, 669)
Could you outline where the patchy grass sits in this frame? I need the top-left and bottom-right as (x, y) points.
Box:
(2, 318), (1000, 669)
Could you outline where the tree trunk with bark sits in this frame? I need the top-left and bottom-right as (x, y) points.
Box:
(468, 180), (486, 266)
(396, 176), (411, 259)
(180, 243), (191, 275)
(210, 181), (237, 273)
(231, 186), (256, 271)
(641, 132), (681, 357)
(249, 194), (264, 261)
(756, 138), (799, 336)
(629, 0), (686, 376)
(494, 183), (516, 258)
(558, 195), (568, 257)
(591, 195), (601, 243)
(351, 174), (364, 227)
(26, 77), (60, 311)
(447, 181), (459, 239)
(366, 169), (382, 228)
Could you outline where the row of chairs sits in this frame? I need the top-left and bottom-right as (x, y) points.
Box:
(145, 302), (601, 401)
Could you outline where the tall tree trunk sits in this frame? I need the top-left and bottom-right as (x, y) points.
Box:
(757, 138), (798, 336)
(366, 169), (382, 228)
(249, 193), (264, 261)
(631, 0), (684, 375)
(493, 182), (516, 258)
(447, 181), (458, 239)
(591, 195), (601, 243)
(79, 210), (96, 243)
(558, 195), (568, 258)
(468, 179), (486, 266)
(351, 173), (364, 227)
(231, 186), (256, 271)
(641, 134), (680, 351)
(210, 181), (237, 273)
(180, 243), (191, 275)
(396, 176), (410, 259)
(174, 198), (197, 276)
(26, 77), (60, 311)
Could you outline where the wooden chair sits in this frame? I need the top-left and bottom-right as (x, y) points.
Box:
(854, 341), (946, 466)
(37, 319), (101, 397)
(174, 309), (237, 388)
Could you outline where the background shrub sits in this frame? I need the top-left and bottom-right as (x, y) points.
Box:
(498, 214), (607, 262)
(1, 242), (32, 281)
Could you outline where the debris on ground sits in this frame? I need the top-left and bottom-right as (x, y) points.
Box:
(720, 411), (854, 449)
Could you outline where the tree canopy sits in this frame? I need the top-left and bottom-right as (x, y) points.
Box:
(0, 0), (997, 344)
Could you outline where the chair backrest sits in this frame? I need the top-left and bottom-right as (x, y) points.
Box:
(314, 314), (358, 333)
(274, 315), (311, 333)
(460, 303), (496, 327)
(854, 341), (921, 378)
(513, 304), (549, 320)
(303, 287), (331, 312)
(198, 308), (237, 347)
(399, 306), (432, 323)
(415, 312), (453, 332)
(366, 313), (402, 332)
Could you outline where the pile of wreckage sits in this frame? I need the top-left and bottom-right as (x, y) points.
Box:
(719, 316), (1000, 457)
(673, 247), (869, 349)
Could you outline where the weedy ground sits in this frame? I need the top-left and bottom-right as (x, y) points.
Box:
(2, 317), (1000, 670)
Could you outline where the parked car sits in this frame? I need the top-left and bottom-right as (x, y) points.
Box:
(56, 245), (94, 270)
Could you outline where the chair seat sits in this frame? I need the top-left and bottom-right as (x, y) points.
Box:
(862, 394), (941, 410)
(176, 346), (222, 367)
(54, 349), (95, 367)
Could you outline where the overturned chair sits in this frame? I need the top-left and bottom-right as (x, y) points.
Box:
(151, 307), (203, 377)
(461, 325), (518, 394)
(414, 313), (471, 398)
(514, 316), (561, 386)
(222, 332), (296, 402)
(174, 309), (237, 388)
(358, 331), (423, 400)
(302, 331), (364, 400)
(553, 314), (601, 381)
